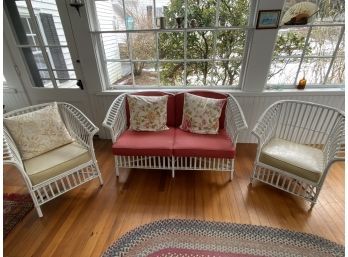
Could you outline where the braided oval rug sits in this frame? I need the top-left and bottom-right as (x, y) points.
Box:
(102, 219), (344, 257)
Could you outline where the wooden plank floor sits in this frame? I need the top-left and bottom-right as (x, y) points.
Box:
(4, 139), (345, 257)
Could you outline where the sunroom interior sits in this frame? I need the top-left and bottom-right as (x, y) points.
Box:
(2, 0), (345, 256)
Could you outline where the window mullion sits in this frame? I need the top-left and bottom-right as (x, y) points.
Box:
(121, 0), (135, 88)
(239, 0), (258, 89)
(273, 55), (336, 59)
(25, 0), (58, 88)
(155, 32), (161, 86)
(106, 58), (243, 62)
(17, 44), (69, 48)
(239, 28), (252, 89)
(323, 26), (344, 84)
(88, 1), (110, 89)
(155, 36), (161, 86)
(210, 0), (220, 85)
(26, 18), (31, 32)
(293, 26), (312, 85)
(100, 39), (111, 88)
(184, 0), (188, 87)
(91, 26), (253, 34)
(88, 0), (102, 31)
(128, 38), (135, 88)
(154, 0), (160, 87)
(38, 68), (75, 71)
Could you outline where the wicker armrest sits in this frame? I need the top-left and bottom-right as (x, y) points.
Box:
(3, 128), (23, 167)
(225, 94), (248, 146)
(3, 128), (34, 187)
(251, 102), (282, 147)
(323, 115), (345, 169)
(102, 93), (127, 143)
(59, 103), (99, 149)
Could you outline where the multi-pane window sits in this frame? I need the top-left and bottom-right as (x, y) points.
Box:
(5, 0), (78, 88)
(266, 0), (344, 89)
(90, 0), (252, 89)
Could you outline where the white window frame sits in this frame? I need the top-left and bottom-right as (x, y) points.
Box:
(266, 22), (345, 90)
(21, 16), (39, 49)
(88, 0), (256, 90)
(13, 0), (78, 89)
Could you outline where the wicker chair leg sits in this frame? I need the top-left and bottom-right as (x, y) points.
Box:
(95, 164), (104, 185)
(171, 156), (175, 178)
(309, 201), (316, 211)
(171, 165), (175, 177)
(249, 177), (254, 186)
(114, 156), (120, 177)
(230, 159), (235, 181)
(35, 205), (43, 218)
(98, 174), (104, 185)
(249, 164), (257, 186)
(29, 191), (43, 218)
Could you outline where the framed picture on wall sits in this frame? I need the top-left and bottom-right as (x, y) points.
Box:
(256, 10), (281, 29)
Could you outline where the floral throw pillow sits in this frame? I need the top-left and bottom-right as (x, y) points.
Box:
(180, 93), (226, 134)
(4, 102), (74, 160)
(127, 95), (169, 131)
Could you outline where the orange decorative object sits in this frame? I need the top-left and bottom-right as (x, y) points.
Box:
(297, 77), (306, 89)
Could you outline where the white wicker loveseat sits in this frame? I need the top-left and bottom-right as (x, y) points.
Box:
(103, 91), (248, 179)
(3, 102), (104, 217)
(250, 100), (345, 209)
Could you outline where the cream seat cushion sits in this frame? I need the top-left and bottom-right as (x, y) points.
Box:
(259, 138), (323, 183)
(24, 142), (91, 185)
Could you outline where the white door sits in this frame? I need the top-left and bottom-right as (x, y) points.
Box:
(3, 39), (31, 112)
(3, 0), (92, 115)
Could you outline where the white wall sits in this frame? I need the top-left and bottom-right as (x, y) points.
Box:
(3, 89), (30, 112)
(3, 40), (31, 112)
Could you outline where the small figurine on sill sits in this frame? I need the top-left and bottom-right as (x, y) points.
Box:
(297, 75), (307, 89)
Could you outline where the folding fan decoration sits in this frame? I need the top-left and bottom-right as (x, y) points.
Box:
(281, 2), (319, 25)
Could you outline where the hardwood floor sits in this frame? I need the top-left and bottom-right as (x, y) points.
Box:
(4, 139), (345, 257)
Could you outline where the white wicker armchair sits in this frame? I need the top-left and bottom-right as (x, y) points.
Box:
(3, 103), (103, 217)
(251, 100), (345, 209)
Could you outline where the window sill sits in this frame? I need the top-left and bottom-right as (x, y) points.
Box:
(96, 88), (244, 96)
(96, 87), (345, 97)
(262, 88), (345, 96)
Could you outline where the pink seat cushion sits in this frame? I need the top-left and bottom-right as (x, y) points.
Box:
(112, 127), (175, 157)
(173, 129), (235, 158)
(125, 91), (176, 127)
(175, 91), (228, 129)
